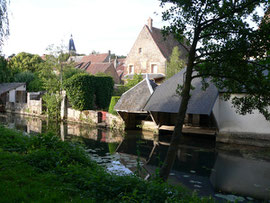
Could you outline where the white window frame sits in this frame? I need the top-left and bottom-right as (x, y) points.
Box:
(128, 64), (134, 74)
(150, 63), (158, 74)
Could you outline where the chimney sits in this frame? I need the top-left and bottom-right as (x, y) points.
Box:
(148, 17), (153, 31)
(108, 50), (111, 63)
(114, 56), (118, 69)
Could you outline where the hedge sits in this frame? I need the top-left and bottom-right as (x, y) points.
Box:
(64, 73), (114, 111)
(95, 76), (114, 109)
(108, 96), (120, 115)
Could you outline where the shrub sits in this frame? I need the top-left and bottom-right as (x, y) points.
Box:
(108, 96), (120, 115)
(64, 73), (114, 111)
(64, 73), (96, 110)
(95, 76), (114, 110)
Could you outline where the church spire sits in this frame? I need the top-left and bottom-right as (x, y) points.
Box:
(69, 34), (76, 55)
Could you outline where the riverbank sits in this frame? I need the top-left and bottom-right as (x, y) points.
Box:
(0, 125), (214, 202)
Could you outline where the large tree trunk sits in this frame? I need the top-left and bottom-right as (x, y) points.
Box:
(159, 65), (193, 181)
(159, 30), (199, 181)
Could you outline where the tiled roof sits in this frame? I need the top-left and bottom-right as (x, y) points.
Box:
(85, 62), (114, 75)
(81, 53), (109, 63)
(0, 83), (26, 95)
(144, 69), (219, 115)
(147, 26), (190, 61)
(114, 78), (157, 112)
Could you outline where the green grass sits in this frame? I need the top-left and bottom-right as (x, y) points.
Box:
(0, 125), (214, 202)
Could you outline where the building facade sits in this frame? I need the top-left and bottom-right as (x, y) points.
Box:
(124, 18), (190, 82)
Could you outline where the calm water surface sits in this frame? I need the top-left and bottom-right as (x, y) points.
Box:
(0, 113), (269, 202)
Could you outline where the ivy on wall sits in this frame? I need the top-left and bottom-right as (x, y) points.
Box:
(108, 96), (120, 115)
(64, 73), (114, 111)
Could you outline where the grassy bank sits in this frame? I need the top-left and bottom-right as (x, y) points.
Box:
(0, 125), (214, 202)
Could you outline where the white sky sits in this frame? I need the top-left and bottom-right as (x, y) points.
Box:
(2, 0), (167, 57)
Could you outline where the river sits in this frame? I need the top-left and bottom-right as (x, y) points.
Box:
(0, 113), (269, 202)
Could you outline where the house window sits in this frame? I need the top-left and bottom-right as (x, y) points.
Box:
(128, 65), (134, 74)
(151, 64), (158, 73)
(83, 62), (91, 70)
(138, 48), (142, 54)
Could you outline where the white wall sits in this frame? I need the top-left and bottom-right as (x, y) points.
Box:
(9, 90), (16, 102)
(213, 94), (270, 134)
(8, 85), (26, 103)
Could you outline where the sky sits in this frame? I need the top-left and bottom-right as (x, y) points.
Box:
(2, 0), (168, 57)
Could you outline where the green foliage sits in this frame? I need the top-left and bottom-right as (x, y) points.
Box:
(13, 71), (43, 92)
(0, 55), (10, 82)
(108, 96), (120, 115)
(42, 93), (62, 120)
(64, 73), (95, 110)
(27, 74), (44, 92)
(64, 73), (114, 111)
(95, 76), (114, 110)
(0, 0), (9, 46)
(166, 46), (185, 79)
(113, 74), (143, 96)
(37, 48), (73, 120)
(113, 85), (129, 96)
(161, 0), (270, 120)
(125, 73), (143, 89)
(0, 126), (214, 202)
(62, 66), (83, 80)
(158, 0), (270, 181)
(8, 52), (43, 74)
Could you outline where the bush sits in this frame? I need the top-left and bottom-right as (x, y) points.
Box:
(64, 73), (114, 111)
(64, 73), (96, 110)
(0, 126), (214, 202)
(108, 96), (120, 115)
(95, 76), (114, 110)
(113, 74), (143, 96)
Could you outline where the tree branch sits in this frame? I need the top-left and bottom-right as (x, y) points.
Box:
(200, 0), (259, 30)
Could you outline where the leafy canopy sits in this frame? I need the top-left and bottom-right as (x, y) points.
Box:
(0, 56), (10, 82)
(8, 52), (44, 74)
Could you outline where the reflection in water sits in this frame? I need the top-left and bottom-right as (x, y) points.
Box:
(0, 113), (270, 202)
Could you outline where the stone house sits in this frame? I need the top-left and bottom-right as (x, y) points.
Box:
(124, 18), (190, 83)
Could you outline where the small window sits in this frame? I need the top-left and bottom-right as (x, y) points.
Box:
(138, 48), (142, 54)
(151, 64), (158, 73)
(75, 63), (83, 69)
(129, 65), (134, 74)
(83, 62), (91, 70)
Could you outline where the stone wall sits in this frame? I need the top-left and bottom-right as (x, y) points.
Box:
(5, 91), (125, 131)
(67, 108), (98, 125)
(66, 108), (125, 131)
(125, 25), (167, 76)
(5, 92), (44, 116)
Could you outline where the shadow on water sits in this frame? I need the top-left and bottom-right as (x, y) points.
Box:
(0, 113), (270, 202)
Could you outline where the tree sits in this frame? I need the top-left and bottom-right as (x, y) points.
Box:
(8, 52), (44, 74)
(158, 0), (270, 181)
(166, 46), (185, 79)
(125, 74), (143, 89)
(39, 43), (80, 120)
(0, 56), (10, 82)
(0, 0), (9, 48)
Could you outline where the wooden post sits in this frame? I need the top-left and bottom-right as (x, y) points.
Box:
(192, 114), (200, 127)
